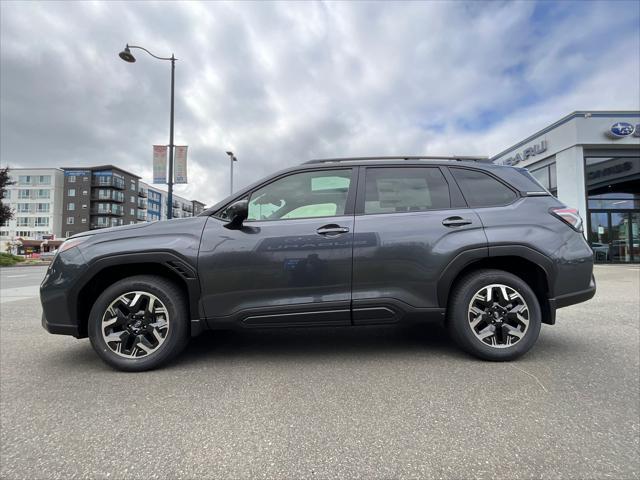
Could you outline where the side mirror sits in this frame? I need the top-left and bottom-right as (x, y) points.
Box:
(224, 199), (249, 229)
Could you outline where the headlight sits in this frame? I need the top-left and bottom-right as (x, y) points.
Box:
(58, 237), (88, 254)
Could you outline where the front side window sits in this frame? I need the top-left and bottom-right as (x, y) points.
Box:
(363, 167), (450, 214)
(246, 169), (352, 221)
(450, 168), (517, 207)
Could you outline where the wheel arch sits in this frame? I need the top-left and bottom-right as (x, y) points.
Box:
(74, 252), (202, 338)
(438, 246), (556, 325)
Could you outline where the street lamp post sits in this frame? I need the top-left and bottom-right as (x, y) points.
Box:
(119, 44), (177, 219)
(226, 151), (238, 195)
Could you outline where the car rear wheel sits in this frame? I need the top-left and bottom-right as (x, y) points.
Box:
(88, 275), (189, 371)
(447, 269), (541, 361)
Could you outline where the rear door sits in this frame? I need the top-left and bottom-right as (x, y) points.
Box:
(351, 165), (486, 323)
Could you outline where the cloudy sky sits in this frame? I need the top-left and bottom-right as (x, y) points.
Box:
(1, 1), (639, 205)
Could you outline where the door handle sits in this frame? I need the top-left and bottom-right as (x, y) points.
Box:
(316, 225), (350, 235)
(442, 216), (472, 227)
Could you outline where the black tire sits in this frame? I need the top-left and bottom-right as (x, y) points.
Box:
(447, 269), (541, 361)
(88, 275), (189, 372)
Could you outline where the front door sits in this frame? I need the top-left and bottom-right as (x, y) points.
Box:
(198, 168), (356, 326)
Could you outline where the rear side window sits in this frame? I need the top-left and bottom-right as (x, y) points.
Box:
(450, 168), (517, 207)
(364, 167), (450, 214)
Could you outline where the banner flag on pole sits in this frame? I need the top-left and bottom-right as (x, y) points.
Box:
(174, 146), (188, 184)
(153, 145), (168, 184)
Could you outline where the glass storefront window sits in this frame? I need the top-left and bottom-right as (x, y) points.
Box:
(586, 156), (640, 263)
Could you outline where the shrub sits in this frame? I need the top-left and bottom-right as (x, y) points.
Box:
(0, 252), (25, 267)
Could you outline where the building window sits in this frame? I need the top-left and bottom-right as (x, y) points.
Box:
(130, 196), (135, 203)
(36, 203), (50, 213)
(17, 217), (30, 227)
(68, 175), (76, 183)
(82, 190), (88, 196)
(0, 230), (9, 238)
(66, 231), (72, 237)
(81, 217), (87, 223)
(67, 217), (74, 225)
(68, 203), (75, 211)
(18, 189), (30, 199)
(17, 231), (31, 238)
(529, 163), (557, 195)
(82, 204), (87, 209)
(17, 203), (30, 213)
(2, 189), (9, 199)
(130, 180), (136, 191)
(38, 175), (51, 185)
(18, 175), (32, 185)
(37, 189), (50, 199)
(35, 217), (49, 227)
(130, 208), (135, 215)
(68, 189), (76, 197)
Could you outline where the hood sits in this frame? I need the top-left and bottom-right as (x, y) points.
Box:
(69, 217), (202, 240)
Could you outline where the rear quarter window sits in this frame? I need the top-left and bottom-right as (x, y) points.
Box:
(450, 168), (517, 207)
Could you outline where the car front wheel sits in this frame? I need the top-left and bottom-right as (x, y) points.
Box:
(88, 275), (189, 371)
(447, 269), (542, 361)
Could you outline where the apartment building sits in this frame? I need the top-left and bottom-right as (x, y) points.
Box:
(1, 166), (206, 252)
(61, 166), (142, 237)
(1, 168), (64, 243)
(139, 181), (165, 222)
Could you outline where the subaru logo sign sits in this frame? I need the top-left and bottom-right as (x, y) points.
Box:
(608, 122), (636, 138)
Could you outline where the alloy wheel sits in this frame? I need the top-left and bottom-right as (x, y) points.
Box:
(467, 284), (529, 348)
(101, 291), (170, 358)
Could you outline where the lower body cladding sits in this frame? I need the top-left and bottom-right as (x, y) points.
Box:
(201, 298), (446, 333)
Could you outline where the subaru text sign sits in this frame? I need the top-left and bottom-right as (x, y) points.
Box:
(499, 140), (548, 166)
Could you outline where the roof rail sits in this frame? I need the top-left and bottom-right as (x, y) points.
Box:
(303, 156), (492, 165)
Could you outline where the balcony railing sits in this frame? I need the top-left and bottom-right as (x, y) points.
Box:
(91, 178), (125, 189)
(92, 192), (124, 203)
(138, 188), (148, 198)
(90, 208), (123, 216)
(137, 200), (147, 209)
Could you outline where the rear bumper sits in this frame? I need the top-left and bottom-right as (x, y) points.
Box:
(547, 274), (596, 323)
(41, 312), (81, 337)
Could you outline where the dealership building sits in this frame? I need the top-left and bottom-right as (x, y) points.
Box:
(492, 110), (640, 263)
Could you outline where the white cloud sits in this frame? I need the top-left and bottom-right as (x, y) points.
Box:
(1, 0), (638, 206)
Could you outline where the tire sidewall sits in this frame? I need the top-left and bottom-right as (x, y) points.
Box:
(449, 270), (541, 361)
(88, 276), (188, 372)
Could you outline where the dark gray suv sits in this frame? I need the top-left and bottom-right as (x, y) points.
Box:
(41, 157), (596, 371)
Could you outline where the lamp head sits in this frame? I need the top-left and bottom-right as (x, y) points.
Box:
(119, 45), (136, 63)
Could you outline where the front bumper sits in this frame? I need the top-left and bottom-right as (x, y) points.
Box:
(40, 247), (88, 338)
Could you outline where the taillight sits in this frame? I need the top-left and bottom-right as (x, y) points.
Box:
(550, 207), (583, 232)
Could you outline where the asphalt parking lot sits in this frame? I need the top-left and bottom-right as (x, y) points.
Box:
(0, 265), (638, 479)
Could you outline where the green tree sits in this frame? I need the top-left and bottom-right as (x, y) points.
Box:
(0, 167), (14, 226)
